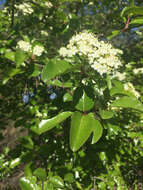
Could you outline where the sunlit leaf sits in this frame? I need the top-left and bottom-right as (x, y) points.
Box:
(107, 30), (120, 40)
(31, 112), (73, 134)
(19, 177), (40, 190)
(4, 51), (15, 62)
(15, 49), (27, 67)
(49, 176), (64, 188)
(99, 109), (114, 119)
(70, 112), (94, 152)
(74, 89), (94, 112)
(111, 96), (143, 111)
(92, 119), (103, 144)
(121, 6), (143, 17)
(41, 59), (72, 82)
(130, 17), (143, 25)
(33, 168), (47, 181)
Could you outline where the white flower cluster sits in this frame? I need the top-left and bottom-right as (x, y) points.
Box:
(45, 2), (53, 8)
(33, 45), (45, 56)
(17, 40), (44, 56)
(15, 3), (33, 15)
(124, 82), (140, 98)
(113, 71), (126, 81)
(133, 68), (143, 74)
(59, 30), (123, 75)
(41, 30), (49, 36)
(17, 40), (32, 52)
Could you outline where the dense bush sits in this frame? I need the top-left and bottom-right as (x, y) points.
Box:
(0, 0), (143, 189)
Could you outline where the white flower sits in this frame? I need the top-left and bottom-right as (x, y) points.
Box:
(75, 171), (79, 179)
(133, 68), (143, 74)
(17, 40), (32, 52)
(114, 72), (126, 81)
(33, 45), (44, 56)
(59, 30), (122, 76)
(45, 2), (53, 8)
(59, 47), (68, 57)
(124, 82), (140, 98)
(15, 3), (33, 15)
(41, 30), (49, 36)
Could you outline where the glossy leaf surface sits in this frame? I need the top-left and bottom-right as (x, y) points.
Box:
(15, 50), (27, 67)
(33, 168), (47, 181)
(4, 51), (15, 62)
(31, 112), (73, 134)
(111, 96), (143, 111)
(121, 6), (143, 17)
(92, 119), (103, 144)
(75, 90), (94, 112)
(41, 59), (72, 82)
(19, 177), (40, 190)
(70, 112), (94, 152)
(130, 17), (143, 25)
(49, 176), (64, 188)
(99, 109), (114, 119)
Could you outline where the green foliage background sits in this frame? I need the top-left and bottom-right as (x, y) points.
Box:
(0, 0), (143, 189)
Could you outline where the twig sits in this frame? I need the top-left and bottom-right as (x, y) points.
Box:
(93, 176), (96, 190)
(93, 176), (106, 182)
(122, 16), (130, 32)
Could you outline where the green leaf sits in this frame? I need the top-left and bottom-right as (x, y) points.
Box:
(111, 96), (143, 111)
(63, 81), (73, 87)
(99, 152), (107, 161)
(63, 93), (73, 102)
(19, 177), (40, 190)
(106, 75), (112, 90)
(9, 157), (21, 169)
(45, 183), (54, 190)
(107, 123), (121, 136)
(43, 182), (54, 190)
(85, 184), (93, 190)
(29, 65), (41, 77)
(34, 168), (47, 181)
(99, 109), (114, 119)
(64, 173), (74, 183)
(98, 182), (106, 189)
(4, 51), (15, 62)
(70, 112), (94, 152)
(107, 30), (120, 40)
(41, 59), (72, 82)
(130, 17), (143, 25)
(110, 80), (125, 96)
(31, 112), (73, 134)
(24, 162), (33, 177)
(91, 120), (103, 144)
(2, 68), (23, 84)
(129, 0), (134, 6)
(121, 6), (143, 17)
(51, 79), (62, 87)
(15, 50), (27, 67)
(76, 181), (83, 190)
(19, 136), (34, 149)
(75, 90), (94, 112)
(49, 176), (64, 188)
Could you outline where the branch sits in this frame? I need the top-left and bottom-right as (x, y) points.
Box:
(121, 16), (130, 32)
